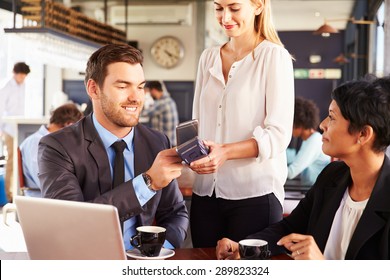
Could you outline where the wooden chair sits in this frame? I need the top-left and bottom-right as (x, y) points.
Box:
(17, 147), (33, 196)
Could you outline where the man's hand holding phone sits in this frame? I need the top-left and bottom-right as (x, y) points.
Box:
(146, 147), (184, 191)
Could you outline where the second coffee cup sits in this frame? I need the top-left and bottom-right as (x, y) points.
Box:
(239, 239), (271, 260)
(130, 226), (166, 257)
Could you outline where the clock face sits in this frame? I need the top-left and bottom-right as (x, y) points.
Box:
(150, 36), (184, 69)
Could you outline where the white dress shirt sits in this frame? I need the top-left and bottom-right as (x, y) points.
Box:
(0, 78), (26, 137)
(19, 124), (49, 192)
(192, 40), (294, 204)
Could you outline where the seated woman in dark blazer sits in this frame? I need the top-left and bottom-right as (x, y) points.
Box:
(216, 76), (390, 260)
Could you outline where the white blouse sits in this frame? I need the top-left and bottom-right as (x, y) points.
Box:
(324, 189), (368, 259)
(192, 40), (294, 204)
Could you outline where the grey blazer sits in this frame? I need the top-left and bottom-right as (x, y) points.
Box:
(38, 115), (189, 248)
(249, 157), (390, 259)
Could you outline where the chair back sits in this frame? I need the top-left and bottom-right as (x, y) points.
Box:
(17, 147), (29, 195)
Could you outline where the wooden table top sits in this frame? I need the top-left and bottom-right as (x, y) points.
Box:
(169, 247), (216, 260)
(169, 247), (291, 260)
(0, 247), (291, 260)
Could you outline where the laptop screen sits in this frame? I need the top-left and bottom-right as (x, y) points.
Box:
(14, 196), (126, 260)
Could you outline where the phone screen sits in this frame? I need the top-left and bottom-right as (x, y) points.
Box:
(176, 119), (198, 146)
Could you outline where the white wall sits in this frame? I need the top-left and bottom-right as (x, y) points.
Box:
(126, 4), (198, 81)
(124, 2), (228, 80)
(128, 26), (197, 81)
(63, 68), (85, 80)
(75, 2), (205, 80)
(44, 66), (69, 116)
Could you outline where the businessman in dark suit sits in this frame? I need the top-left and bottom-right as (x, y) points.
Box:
(216, 76), (390, 260)
(38, 44), (188, 250)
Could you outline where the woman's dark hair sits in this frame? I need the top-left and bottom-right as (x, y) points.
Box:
(84, 44), (143, 88)
(293, 97), (320, 130)
(331, 76), (390, 152)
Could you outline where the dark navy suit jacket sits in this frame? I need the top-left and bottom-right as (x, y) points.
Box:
(38, 114), (189, 248)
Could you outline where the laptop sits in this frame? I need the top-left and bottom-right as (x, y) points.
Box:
(14, 196), (126, 260)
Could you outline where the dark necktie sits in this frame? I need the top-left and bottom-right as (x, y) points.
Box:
(111, 140), (127, 188)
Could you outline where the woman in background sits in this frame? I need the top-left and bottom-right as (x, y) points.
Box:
(287, 97), (330, 186)
(189, 0), (294, 247)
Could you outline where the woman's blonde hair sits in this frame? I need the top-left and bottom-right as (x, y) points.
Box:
(252, 0), (283, 46)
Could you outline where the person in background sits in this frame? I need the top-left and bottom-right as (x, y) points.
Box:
(38, 44), (189, 250)
(287, 97), (330, 186)
(217, 76), (390, 260)
(0, 62), (30, 202)
(143, 86), (155, 112)
(142, 81), (179, 146)
(189, 0), (294, 247)
(19, 103), (83, 197)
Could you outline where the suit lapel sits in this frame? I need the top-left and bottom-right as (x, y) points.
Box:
(134, 126), (146, 177)
(345, 157), (390, 259)
(84, 115), (112, 194)
(133, 125), (155, 177)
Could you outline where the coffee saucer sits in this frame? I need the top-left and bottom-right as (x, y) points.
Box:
(126, 248), (175, 260)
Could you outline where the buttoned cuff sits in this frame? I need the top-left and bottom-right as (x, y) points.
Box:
(133, 174), (156, 206)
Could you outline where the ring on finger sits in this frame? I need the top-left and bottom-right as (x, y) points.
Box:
(208, 155), (212, 162)
(296, 250), (300, 255)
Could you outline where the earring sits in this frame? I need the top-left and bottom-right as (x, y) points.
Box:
(357, 139), (361, 144)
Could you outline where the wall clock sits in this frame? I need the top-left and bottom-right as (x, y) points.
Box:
(150, 36), (184, 69)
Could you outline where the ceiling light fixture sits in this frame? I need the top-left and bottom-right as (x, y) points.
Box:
(314, 17), (375, 37)
(313, 23), (339, 37)
(333, 52), (367, 65)
(333, 53), (350, 64)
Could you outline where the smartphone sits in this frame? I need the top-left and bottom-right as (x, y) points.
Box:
(176, 119), (209, 164)
(176, 119), (199, 146)
(176, 136), (209, 165)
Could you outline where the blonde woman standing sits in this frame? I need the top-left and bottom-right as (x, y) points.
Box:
(190, 0), (294, 247)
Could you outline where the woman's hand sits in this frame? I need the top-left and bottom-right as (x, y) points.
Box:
(277, 233), (325, 260)
(216, 238), (240, 260)
(189, 140), (228, 174)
